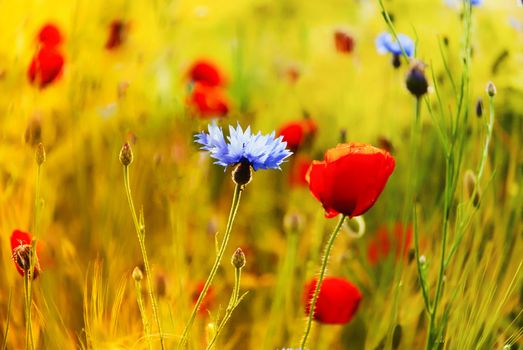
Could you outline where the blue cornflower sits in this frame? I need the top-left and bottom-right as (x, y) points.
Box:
(376, 32), (415, 58)
(195, 123), (292, 171)
(470, 0), (482, 5)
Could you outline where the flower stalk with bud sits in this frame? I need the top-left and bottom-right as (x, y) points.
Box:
(119, 143), (165, 350)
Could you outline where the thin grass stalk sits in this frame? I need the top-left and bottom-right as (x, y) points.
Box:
(299, 215), (346, 348)
(178, 184), (243, 349)
(123, 166), (165, 350)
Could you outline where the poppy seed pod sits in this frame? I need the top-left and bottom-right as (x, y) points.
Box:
(406, 61), (428, 98)
(119, 142), (133, 166)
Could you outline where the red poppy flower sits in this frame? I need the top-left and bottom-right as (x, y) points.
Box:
(28, 46), (65, 88)
(367, 223), (413, 265)
(187, 60), (225, 87)
(303, 277), (362, 324)
(10, 230), (41, 279)
(278, 119), (317, 152)
(105, 20), (129, 50)
(37, 23), (63, 48)
(188, 83), (229, 118)
(289, 156), (312, 187)
(306, 143), (395, 218)
(334, 30), (355, 54)
(192, 281), (214, 315)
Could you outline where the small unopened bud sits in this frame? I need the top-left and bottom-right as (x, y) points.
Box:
(392, 54), (401, 69)
(464, 169), (480, 207)
(24, 116), (42, 146)
(406, 61), (429, 98)
(486, 81), (496, 97)
(231, 248), (246, 269)
(132, 266), (143, 282)
(475, 98), (483, 118)
(232, 161), (252, 186)
(283, 212), (304, 233)
(340, 128), (347, 143)
(36, 143), (46, 165)
(119, 142), (133, 166)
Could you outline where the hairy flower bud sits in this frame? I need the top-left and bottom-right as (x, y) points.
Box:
(406, 61), (428, 98)
(132, 266), (143, 282)
(119, 142), (133, 166)
(283, 212), (304, 233)
(475, 98), (483, 118)
(464, 169), (480, 207)
(486, 81), (496, 97)
(36, 143), (46, 165)
(231, 248), (246, 269)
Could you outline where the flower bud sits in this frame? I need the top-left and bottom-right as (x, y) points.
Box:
(406, 61), (428, 98)
(119, 142), (133, 166)
(283, 212), (304, 233)
(392, 54), (401, 69)
(132, 266), (143, 282)
(24, 116), (42, 146)
(475, 98), (483, 118)
(486, 81), (496, 97)
(232, 161), (252, 186)
(231, 248), (246, 269)
(36, 143), (46, 165)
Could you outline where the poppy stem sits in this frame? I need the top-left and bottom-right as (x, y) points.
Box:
(23, 271), (35, 350)
(299, 215), (346, 349)
(123, 165), (165, 350)
(178, 184), (243, 349)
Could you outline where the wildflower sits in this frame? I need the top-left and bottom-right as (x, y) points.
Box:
(277, 118), (317, 152)
(27, 46), (65, 88)
(334, 29), (355, 54)
(471, 0), (482, 5)
(37, 23), (63, 48)
(105, 20), (129, 50)
(10, 230), (41, 279)
(405, 60), (429, 98)
(306, 143), (395, 218)
(188, 83), (229, 118)
(195, 123), (292, 172)
(367, 223), (413, 266)
(376, 32), (414, 68)
(192, 282), (215, 315)
(188, 59), (225, 87)
(303, 277), (362, 324)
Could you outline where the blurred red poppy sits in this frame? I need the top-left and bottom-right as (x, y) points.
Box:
(334, 30), (355, 54)
(188, 59), (225, 87)
(10, 230), (41, 279)
(303, 277), (362, 324)
(278, 119), (317, 152)
(105, 20), (128, 50)
(192, 281), (214, 315)
(306, 143), (395, 218)
(37, 23), (63, 48)
(28, 46), (64, 88)
(188, 83), (229, 118)
(289, 156), (312, 187)
(367, 223), (412, 265)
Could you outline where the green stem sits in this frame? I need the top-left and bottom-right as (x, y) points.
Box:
(178, 184), (243, 349)
(299, 215), (346, 349)
(23, 272), (34, 350)
(135, 279), (152, 350)
(206, 267), (242, 350)
(123, 166), (165, 350)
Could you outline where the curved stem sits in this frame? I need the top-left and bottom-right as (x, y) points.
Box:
(299, 215), (346, 349)
(134, 279), (152, 350)
(123, 166), (165, 350)
(178, 184), (243, 349)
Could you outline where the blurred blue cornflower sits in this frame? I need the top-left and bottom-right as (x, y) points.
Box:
(444, 0), (483, 7)
(195, 123), (292, 171)
(376, 32), (415, 58)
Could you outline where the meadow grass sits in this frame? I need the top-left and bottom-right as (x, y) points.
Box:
(0, 0), (521, 349)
